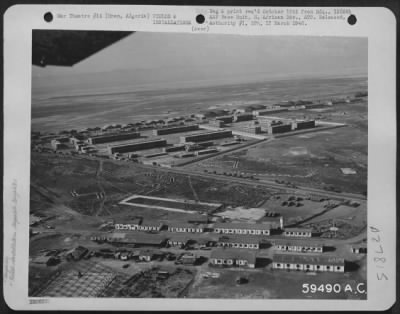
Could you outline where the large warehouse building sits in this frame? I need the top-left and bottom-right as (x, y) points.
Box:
(153, 124), (199, 136)
(88, 132), (140, 145)
(295, 120), (316, 130)
(180, 130), (233, 143)
(267, 123), (292, 134)
(108, 139), (167, 154)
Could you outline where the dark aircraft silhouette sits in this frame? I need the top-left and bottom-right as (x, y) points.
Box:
(32, 30), (133, 67)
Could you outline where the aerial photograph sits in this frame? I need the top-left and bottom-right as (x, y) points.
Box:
(29, 30), (368, 299)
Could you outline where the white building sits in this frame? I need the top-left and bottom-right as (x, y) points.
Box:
(272, 253), (345, 272)
(283, 227), (312, 237)
(168, 223), (205, 233)
(213, 222), (271, 235)
(272, 239), (323, 253)
(210, 248), (257, 268)
(217, 235), (262, 250)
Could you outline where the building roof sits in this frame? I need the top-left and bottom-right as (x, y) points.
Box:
(167, 233), (196, 243)
(139, 220), (164, 227)
(273, 253), (344, 266)
(218, 235), (266, 244)
(213, 222), (271, 231)
(89, 131), (139, 140)
(284, 227), (313, 233)
(210, 248), (257, 263)
(109, 138), (166, 148)
(168, 222), (204, 229)
(186, 214), (210, 223)
(272, 238), (323, 247)
(108, 232), (166, 245)
(114, 218), (142, 225)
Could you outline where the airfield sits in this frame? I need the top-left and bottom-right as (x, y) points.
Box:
(29, 77), (368, 299)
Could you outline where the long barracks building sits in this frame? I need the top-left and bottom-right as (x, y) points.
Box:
(213, 222), (271, 235)
(272, 253), (345, 272)
(168, 223), (205, 233)
(88, 132), (140, 145)
(283, 227), (313, 237)
(153, 124), (199, 136)
(179, 130), (232, 143)
(90, 232), (168, 247)
(272, 238), (324, 253)
(108, 139), (167, 154)
(217, 235), (268, 250)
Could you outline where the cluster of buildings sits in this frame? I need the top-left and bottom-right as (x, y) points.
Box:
(204, 111), (316, 136)
(89, 213), (350, 273)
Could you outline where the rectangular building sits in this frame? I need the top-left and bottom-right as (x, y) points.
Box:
(230, 123), (262, 134)
(283, 227), (313, 237)
(104, 232), (167, 247)
(136, 221), (164, 232)
(272, 239), (324, 253)
(263, 213), (284, 229)
(187, 214), (210, 224)
(233, 113), (254, 122)
(180, 130), (232, 143)
(296, 120), (316, 130)
(162, 145), (186, 153)
(217, 235), (264, 250)
(267, 124), (292, 134)
(114, 218), (142, 231)
(108, 139), (167, 154)
(253, 108), (289, 115)
(168, 223), (205, 233)
(209, 120), (225, 128)
(272, 253), (345, 272)
(153, 124), (199, 136)
(210, 248), (257, 268)
(167, 234), (195, 248)
(213, 222), (271, 235)
(215, 115), (234, 124)
(88, 132), (140, 145)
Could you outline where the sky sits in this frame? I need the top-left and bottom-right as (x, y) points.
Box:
(32, 32), (367, 95)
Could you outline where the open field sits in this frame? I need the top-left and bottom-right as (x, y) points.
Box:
(30, 151), (366, 239)
(30, 152), (273, 219)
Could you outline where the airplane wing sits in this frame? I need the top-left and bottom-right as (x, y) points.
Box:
(32, 30), (134, 67)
